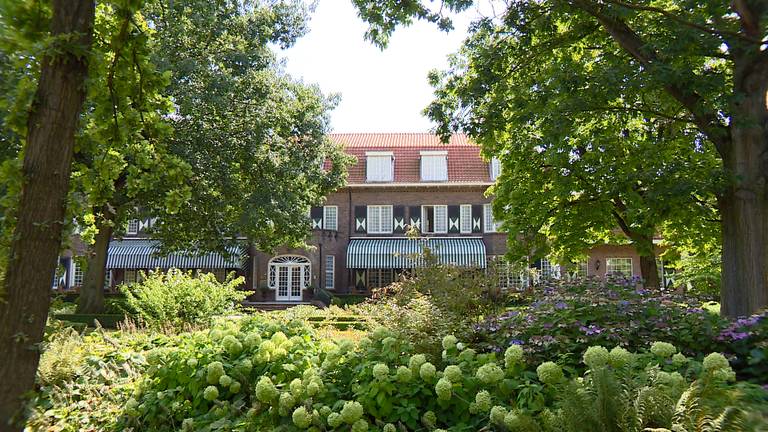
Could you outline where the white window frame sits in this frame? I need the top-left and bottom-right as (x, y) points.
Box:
(323, 206), (338, 231)
(606, 258), (633, 277)
(490, 157), (502, 180)
(72, 261), (84, 287)
(325, 255), (335, 289)
(126, 219), (139, 235)
(460, 204), (472, 234)
(421, 205), (448, 234)
(367, 205), (393, 234)
(420, 150), (448, 181)
(366, 151), (394, 182)
(483, 204), (501, 233)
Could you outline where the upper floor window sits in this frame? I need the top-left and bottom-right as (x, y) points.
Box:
(420, 151), (448, 181)
(367, 205), (393, 234)
(126, 219), (139, 235)
(323, 206), (338, 231)
(490, 157), (502, 180)
(325, 255), (335, 289)
(366, 152), (394, 182)
(460, 205), (472, 234)
(606, 258), (633, 277)
(483, 204), (502, 233)
(422, 205), (447, 233)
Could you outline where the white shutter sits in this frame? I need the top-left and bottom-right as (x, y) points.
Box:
(460, 205), (472, 233)
(434, 205), (448, 233)
(367, 155), (393, 182)
(420, 153), (448, 181)
(490, 157), (501, 180)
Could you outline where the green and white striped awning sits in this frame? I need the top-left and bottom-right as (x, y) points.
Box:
(347, 238), (486, 269)
(106, 240), (245, 269)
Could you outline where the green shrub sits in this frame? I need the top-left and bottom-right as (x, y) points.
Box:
(28, 316), (766, 431)
(120, 269), (246, 330)
(37, 327), (86, 387)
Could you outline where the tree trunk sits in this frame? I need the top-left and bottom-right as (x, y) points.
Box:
(0, 2), (94, 430)
(76, 212), (114, 314)
(639, 254), (660, 290)
(719, 53), (768, 318)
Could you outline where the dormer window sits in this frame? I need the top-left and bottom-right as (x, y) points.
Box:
(366, 151), (394, 182)
(490, 157), (501, 180)
(420, 150), (448, 181)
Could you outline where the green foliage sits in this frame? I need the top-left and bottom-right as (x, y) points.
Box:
(472, 279), (768, 383)
(26, 315), (767, 431)
(352, 258), (504, 359)
(120, 269), (246, 330)
(139, 0), (353, 255)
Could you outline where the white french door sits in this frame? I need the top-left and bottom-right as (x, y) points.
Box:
(275, 264), (306, 301)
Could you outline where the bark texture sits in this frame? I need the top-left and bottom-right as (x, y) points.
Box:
(720, 42), (768, 317)
(639, 254), (660, 290)
(0, 2), (94, 430)
(76, 210), (114, 314)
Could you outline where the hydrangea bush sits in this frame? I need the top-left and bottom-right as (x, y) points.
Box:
(471, 279), (768, 382)
(28, 314), (767, 431)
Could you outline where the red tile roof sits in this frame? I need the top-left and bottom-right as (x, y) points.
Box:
(328, 133), (492, 184)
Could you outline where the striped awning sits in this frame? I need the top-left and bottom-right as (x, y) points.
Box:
(106, 240), (245, 269)
(347, 238), (486, 269)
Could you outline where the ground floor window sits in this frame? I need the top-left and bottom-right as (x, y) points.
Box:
(489, 256), (529, 291)
(565, 260), (588, 280)
(606, 258), (633, 277)
(72, 261), (84, 287)
(124, 269), (139, 285)
(325, 255), (335, 289)
(368, 268), (395, 289)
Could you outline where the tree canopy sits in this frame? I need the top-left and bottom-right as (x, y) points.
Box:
(352, 0), (768, 316)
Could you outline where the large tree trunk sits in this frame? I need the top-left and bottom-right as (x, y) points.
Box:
(76, 211), (114, 314)
(719, 52), (768, 318)
(639, 254), (660, 290)
(0, 2), (94, 430)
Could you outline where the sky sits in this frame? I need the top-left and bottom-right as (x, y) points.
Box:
(280, 1), (485, 133)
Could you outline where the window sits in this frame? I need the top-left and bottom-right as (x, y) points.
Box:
(367, 205), (393, 234)
(460, 205), (472, 234)
(539, 258), (561, 280)
(212, 269), (227, 282)
(567, 260), (588, 280)
(366, 152), (394, 182)
(606, 258), (633, 277)
(124, 269), (138, 285)
(325, 255), (335, 289)
(323, 206), (338, 231)
(368, 269), (394, 289)
(420, 151), (448, 181)
(483, 204), (501, 233)
(490, 157), (502, 180)
(126, 219), (139, 234)
(490, 256), (529, 291)
(73, 261), (84, 287)
(421, 205), (447, 233)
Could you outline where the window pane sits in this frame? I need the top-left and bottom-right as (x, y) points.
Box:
(324, 206), (338, 231)
(434, 205), (447, 233)
(490, 157), (501, 180)
(127, 219), (139, 234)
(381, 206), (392, 233)
(460, 205), (472, 233)
(484, 204), (496, 233)
(606, 258), (633, 277)
(325, 255), (335, 289)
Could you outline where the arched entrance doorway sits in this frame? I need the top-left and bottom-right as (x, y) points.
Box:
(268, 255), (311, 301)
